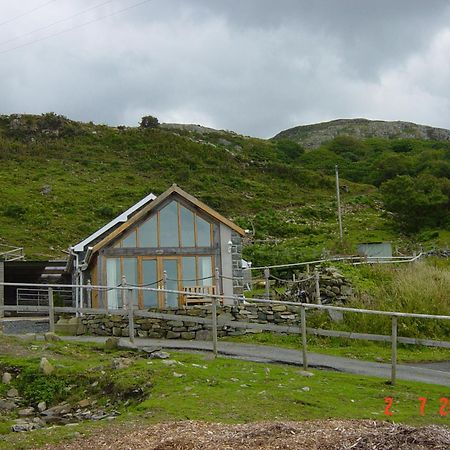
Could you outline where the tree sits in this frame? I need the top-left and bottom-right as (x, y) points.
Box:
(140, 115), (159, 129)
(380, 174), (449, 231)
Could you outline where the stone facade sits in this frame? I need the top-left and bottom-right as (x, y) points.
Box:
(231, 231), (243, 296)
(80, 303), (302, 340)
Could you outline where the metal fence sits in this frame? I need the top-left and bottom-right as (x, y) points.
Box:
(1, 279), (450, 386)
(16, 287), (73, 309)
(0, 245), (24, 261)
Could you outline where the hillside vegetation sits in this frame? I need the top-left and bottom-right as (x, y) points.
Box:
(0, 113), (448, 262)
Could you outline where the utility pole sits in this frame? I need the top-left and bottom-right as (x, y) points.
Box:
(335, 164), (343, 243)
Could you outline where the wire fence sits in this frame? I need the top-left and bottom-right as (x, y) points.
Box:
(2, 279), (450, 386)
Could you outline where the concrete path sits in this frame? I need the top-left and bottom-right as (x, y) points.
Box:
(60, 336), (450, 387)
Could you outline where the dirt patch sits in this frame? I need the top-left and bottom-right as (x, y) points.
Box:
(41, 420), (450, 449)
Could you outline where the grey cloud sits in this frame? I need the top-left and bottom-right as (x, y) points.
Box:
(2, 1), (450, 137)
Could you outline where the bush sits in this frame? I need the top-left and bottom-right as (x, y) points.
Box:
(140, 115), (159, 129)
(3, 204), (27, 219)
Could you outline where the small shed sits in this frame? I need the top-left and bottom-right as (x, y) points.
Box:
(68, 185), (245, 309)
(357, 242), (392, 258)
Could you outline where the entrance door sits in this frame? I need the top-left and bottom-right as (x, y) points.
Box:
(160, 258), (179, 307)
(142, 258), (158, 308)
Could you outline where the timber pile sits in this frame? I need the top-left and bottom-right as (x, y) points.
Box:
(42, 419), (450, 449)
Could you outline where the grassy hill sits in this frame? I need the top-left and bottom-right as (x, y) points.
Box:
(0, 113), (448, 263)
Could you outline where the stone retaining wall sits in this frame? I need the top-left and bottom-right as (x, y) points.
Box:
(80, 304), (302, 340)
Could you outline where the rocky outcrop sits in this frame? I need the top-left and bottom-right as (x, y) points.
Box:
(273, 118), (450, 149)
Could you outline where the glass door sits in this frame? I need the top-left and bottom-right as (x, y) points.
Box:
(142, 258), (158, 308)
(160, 258), (179, 307)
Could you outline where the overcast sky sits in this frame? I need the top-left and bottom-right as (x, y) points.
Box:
(2, 0), (450, 138)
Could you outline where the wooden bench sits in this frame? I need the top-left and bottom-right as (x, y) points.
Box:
(182, 285), (220, 306)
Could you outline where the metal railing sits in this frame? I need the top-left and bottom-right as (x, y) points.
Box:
(0, 245), (24, 261)
(1, 279), (450, 386)
(16, 288), (73, 310)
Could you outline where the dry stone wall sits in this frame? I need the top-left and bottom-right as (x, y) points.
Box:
(81, 304), (302, 340)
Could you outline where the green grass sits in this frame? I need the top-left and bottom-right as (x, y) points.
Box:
(0, 113), (447, 264)
(0, 335), (449, 449)
(222, 333), (450, 363)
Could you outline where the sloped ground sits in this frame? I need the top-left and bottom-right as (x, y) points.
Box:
(42, 420), (450, 450)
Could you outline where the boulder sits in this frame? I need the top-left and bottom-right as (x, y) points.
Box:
(37, 401), (47, 412)
(0, 399), (17, 411)
(18, 407), (35, 417)
(2, 372), (12, 384)
(44, 332), (61, 342)
(105, 337), (120, 350)
(7, 388), (19, 398)
(39, 357), (54, 375)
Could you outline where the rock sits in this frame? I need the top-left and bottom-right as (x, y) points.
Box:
(2, 372), (12, 384)
(302, 386), (311, 392)
(112, 327), (122, 337)
(44, 332), (61, 342)
(141, 346), (162, 355)
(111, 358), (132, 370)
(37, 401), (47, 412)
(297, 370), (314, 377)
(18, 407), (35, 417)
(166, 331), (181, 339)
(195, 330), (212, 341)
(180, 332), (195, 340)
(271, 305), (287, 312)
(328, 309), (344, 323)
(12, 421), (36, 432)
(162, 360), (177, 366)
(40, 185), (52, 195)
(173, 372), (185, 378)
(7, 388), (19, 398)
(39, 357), (54, 375)
(78, 399), (91, 408)
(0, 399), (17, 411)
(150, 351), (170, 360)
(105, 337), (120, 350)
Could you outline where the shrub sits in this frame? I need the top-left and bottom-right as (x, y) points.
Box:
(4, 204), (27, 219)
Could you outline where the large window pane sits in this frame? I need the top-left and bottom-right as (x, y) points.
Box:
(138, 216), (157, 247)
(159, 201), (179, 247)
(196, 216), (211, 247)
(123, 258), (138, 306)
(163, 259), (178, 307)
(122, 231), (136, 248)
(142, 259), (158, 308)
(182, 256), (196, 287)
(179, 205), (195, 247)
(106, 258), (121, 309)
(197, 256), (212, 286)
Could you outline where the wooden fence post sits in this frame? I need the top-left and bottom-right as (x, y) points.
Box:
(123, 278), (135, 344)
(391, 316), (397, 385)
(315, 270), (321, 305)
(48, 287), (55, 333)
(212, 267), (219, 357)
(86, 280), (92, 310)
(300, 305), (308, 370)
(264, 267), (270, 299)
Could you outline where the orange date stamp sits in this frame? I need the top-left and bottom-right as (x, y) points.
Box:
(384, 397), (449, 416)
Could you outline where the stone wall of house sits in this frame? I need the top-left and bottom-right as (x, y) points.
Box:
(231, 231), (243, 296)
(80, 303), (301, 340)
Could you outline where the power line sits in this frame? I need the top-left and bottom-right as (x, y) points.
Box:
(0, 0), (117, 48)
(0, 0), (58, 27)
(0, 0), (154, 55)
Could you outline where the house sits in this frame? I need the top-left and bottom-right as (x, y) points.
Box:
(67, 185), (245, 309)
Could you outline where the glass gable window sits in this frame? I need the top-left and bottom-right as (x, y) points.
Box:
(159, 201), (179, 247)
(138, 216), (157, 247)
(115, 199), (214, 249)
(180, 205), (195, 247)
(196, 216), (211, 247)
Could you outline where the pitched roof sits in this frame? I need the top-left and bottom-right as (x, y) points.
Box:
(76, 185), (245, 262)
(71, 192), (156, 253)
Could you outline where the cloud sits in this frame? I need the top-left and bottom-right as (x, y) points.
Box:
(1, 0), (450, 137)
